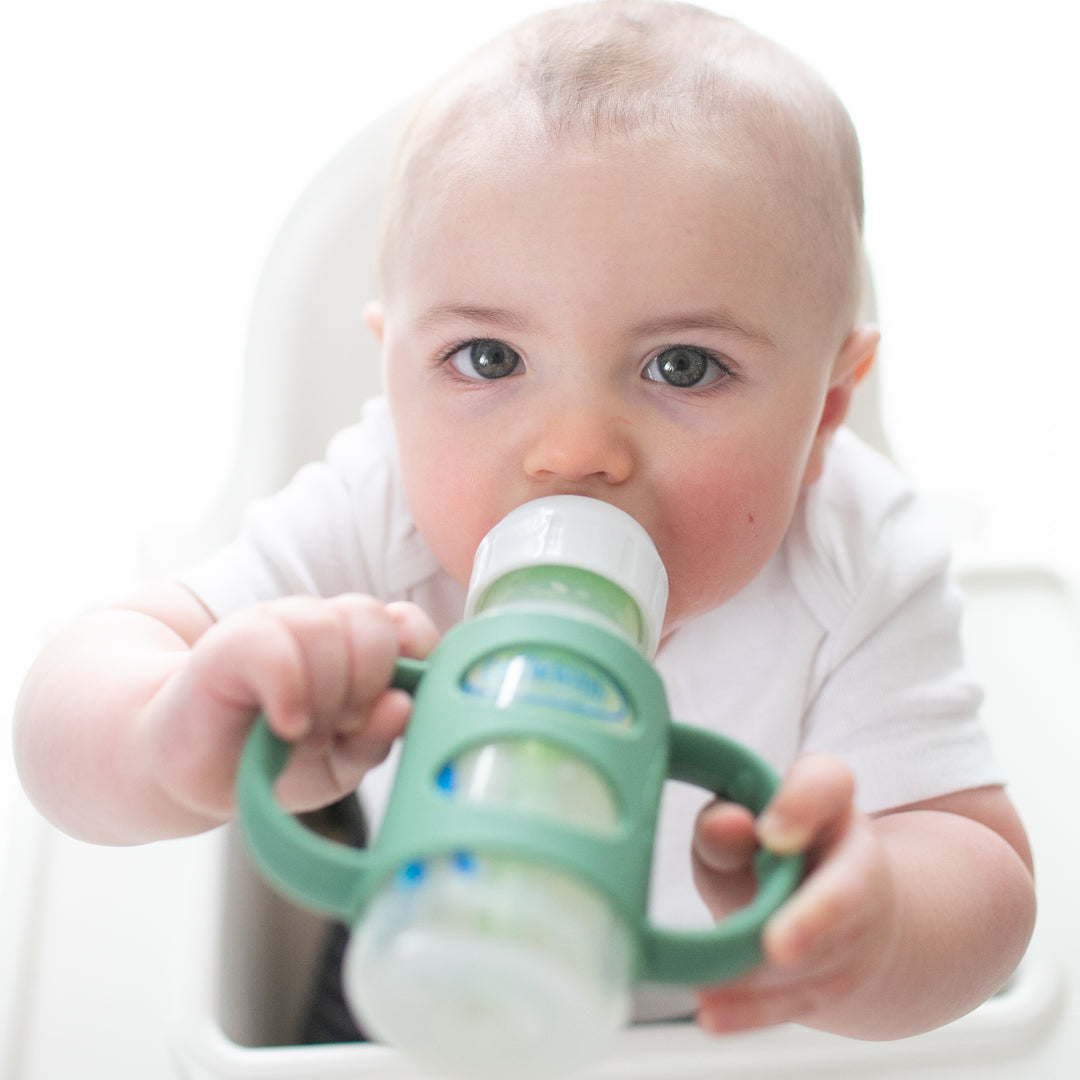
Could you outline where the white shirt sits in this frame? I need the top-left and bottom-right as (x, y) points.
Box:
(180, 396), (1002, 936)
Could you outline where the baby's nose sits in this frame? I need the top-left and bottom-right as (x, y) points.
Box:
(522, 398), (635, 485)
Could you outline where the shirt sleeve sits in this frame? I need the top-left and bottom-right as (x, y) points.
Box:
(176, 398), (442, 620)
(790, 432), (1004, 813)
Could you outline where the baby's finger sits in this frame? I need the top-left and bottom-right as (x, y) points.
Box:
(762, 812), (891, 971)
(189, 606), (311, 741)
(386, 600), (440, 659)
(756, 753), (855, 856)
(696, 973), (819, 1035)
(275, 687), (415, 811)
(326, 595), (404, 731)
(692, 800), (761, 919)
(693, 800), (758, 873)
(268, 596), (354, 735)
(336, 686), (414, 775)
(695, 956), (859, 1034)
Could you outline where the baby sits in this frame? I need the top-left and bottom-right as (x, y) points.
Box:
(15, 0), (1034, 1041)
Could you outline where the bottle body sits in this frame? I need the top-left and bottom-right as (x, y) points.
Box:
(343, 498), (669, 1078)
(235, 496), (802, 1076)
(345, 641), (640, 1078)
(345, 851), (635, 1079)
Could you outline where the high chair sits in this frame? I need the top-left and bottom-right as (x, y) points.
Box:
(172, 105), (1075, 1080)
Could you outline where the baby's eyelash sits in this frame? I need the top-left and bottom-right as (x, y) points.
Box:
(433, 338), (473, 366)
(642, 344), (739, 392)
(435, 337), (525, 382)
(432, 338), (739, 393)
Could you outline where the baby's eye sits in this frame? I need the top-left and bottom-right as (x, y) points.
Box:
(642, 345), (728, 389)
(449, 339), (523, 380)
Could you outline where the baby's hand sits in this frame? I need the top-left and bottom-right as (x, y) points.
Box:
(143, 595), (439, 822)
(692, 753), (898, 1034)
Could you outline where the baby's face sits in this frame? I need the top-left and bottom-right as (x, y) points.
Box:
(379, 133), (854, 637)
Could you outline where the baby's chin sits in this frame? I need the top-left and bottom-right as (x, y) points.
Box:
(658, 582), (747, 644)
(658, 605), (708, 645)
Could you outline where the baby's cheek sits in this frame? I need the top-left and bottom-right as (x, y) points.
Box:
(408, 483), (491, 587)
(658, 489), (790, 625)
(391, 430), (476, 579)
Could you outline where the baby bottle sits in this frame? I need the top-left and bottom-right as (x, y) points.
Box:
(343, 496), (667, 1079)
(236, 495), (801, 1080)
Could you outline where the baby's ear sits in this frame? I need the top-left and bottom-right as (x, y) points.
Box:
(821, 324), (879, 433)
(363, 301), (385, 343)
(801, 325), (880, 486)
(839, 324), (879, 388)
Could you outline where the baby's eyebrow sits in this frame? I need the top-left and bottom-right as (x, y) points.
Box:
(632, 311), (778, 351)
(413, 303), (777, 351)
(415, 303), (530, 333)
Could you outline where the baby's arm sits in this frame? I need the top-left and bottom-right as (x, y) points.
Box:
(13, 584), (437, 845)
(692, 754), (1035, 1039)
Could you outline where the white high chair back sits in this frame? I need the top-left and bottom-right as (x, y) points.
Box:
(215, 104), (405, 531)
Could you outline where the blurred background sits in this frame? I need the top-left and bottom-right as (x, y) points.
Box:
(2, 3), (1078, 1076)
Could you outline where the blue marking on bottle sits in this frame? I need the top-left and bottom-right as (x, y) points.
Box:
(435, 762), (456, 794)
(396, 860), (426, 889)
(460, 651), (632, 724)
(451, 851), (478, 876)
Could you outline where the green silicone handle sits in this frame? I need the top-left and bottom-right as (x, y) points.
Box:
(639, 722), (803, 983)
(236, 718), (369, 921)
(236, 653), (802, 985)
(235, 659), (425, 923)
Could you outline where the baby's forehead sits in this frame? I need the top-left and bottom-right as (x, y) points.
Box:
(403, 115), (814, 224)
(384, 97), (855, 276)
(378, 3), (864, 328)
(383, 125), (851, 352)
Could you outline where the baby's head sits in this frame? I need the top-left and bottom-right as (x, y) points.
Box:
(369, 1), (879, 634)
(378, 0), (866, 340)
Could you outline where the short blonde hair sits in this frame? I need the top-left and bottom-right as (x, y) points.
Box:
(378, 1), (865, 334)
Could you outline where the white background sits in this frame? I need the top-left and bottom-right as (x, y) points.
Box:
(1, 4), (1078, 1076)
